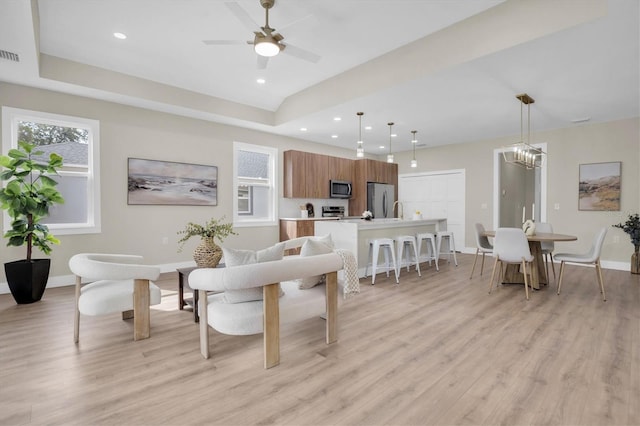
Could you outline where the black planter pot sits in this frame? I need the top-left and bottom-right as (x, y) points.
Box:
(4, 259), (51, 304)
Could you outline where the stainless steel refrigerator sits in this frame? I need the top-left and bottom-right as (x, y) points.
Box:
(367, 182), (395, 218)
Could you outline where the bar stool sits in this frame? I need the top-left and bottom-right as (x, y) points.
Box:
(365, 238), (399, 285)
(395, 235), (421, 277)
(416, 232), (439, 271)
(436, 231), (458, 267)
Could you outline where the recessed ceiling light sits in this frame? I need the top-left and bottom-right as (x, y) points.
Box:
(256, 78), (266, 84)
(113, 32), (127, 40)
(379, 145), (385, 149)
(331, 134), (338, 139)
(391, 134), (397, 138)
(300, 127), (307, 132)
(365, 126), (372, 130)
(333, 117), (341, 121)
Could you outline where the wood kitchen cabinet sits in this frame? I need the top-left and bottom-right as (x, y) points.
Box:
(283, 150), (306, 198)
(280, 219), (315, 242)
(279, 218), (338, 254)
(284, 150), (350, 199)
(349, 159), (398, 216)
(305, 153), (329, 198)
(283, 150), (329, 198)
(328, 156), (354, 182)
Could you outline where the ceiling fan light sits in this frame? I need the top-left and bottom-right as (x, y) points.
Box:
(254, 39), (280, 57)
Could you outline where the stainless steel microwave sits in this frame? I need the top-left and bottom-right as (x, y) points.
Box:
(330, 180), (352, 198)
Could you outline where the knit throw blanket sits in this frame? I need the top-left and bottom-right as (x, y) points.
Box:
(335, 249), (360, 298)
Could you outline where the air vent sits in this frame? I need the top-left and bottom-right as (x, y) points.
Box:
(0, 49), (20, 62)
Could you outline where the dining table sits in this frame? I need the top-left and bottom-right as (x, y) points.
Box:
(482, 230), (577, 290)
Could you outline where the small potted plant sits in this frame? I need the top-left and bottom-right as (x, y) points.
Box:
(177, 216), (237, 268)
(613, 213), (640, 274)
(0, 141), (64, 304)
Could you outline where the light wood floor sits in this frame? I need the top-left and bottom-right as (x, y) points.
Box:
(1, 254), (638, 425)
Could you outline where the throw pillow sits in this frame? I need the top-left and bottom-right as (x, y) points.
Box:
(313, 234), (334, 249)
(296, 238), (334, 289)
(221, 242), (285, 303)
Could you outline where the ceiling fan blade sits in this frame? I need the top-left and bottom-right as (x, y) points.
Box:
(281, 43), (321, 64)
(257, 55), (269, 69)
(202, 40), (246, 45)
(225, 1), (260, 32)
(277, 14), (318, 33)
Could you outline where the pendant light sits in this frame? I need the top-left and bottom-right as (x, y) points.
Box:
(502, 93), (545, 169)
(356, 112), (364, 158)
(387, 122), (394, 163)
(410, 130), (418, 168)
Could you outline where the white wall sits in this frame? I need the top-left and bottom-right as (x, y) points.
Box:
(0, 82), (355, 288)
(393, 117), (640, 267)
(1, 81), (638, 291)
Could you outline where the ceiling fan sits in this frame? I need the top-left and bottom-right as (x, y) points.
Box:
(202, 0), (321, 69)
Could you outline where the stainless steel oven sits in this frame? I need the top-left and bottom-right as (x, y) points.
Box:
(321, 206), (345, 218)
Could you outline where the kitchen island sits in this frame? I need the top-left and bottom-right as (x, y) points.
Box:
(315, 218), (447, 277)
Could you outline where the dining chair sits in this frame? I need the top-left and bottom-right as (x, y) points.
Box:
(470, 223), (493, 279)
(69, 253), (162, 342)
(488, 228), (534, 300)
(554, 227), (608, 301)
(535, 222), (556, 283)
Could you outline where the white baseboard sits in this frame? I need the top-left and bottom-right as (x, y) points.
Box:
(0, 260), (196, 295)
(460, 246), (630, 272)
(0, 257), (630, 295)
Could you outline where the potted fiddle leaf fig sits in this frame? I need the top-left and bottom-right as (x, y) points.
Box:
(0, 141), (64, 304)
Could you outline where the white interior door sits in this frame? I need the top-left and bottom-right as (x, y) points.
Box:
(399, 169), (465, 250)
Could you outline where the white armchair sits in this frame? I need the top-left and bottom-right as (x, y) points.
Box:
(68, 253), (161, 342)
(188, 237), (348, 369)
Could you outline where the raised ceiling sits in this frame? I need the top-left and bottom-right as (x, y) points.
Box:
(0, 0), (638, 154)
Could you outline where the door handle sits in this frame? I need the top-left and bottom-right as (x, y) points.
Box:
(382, 191), (387, 217)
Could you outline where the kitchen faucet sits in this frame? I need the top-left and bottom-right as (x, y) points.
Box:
(393, 201), (403, 219)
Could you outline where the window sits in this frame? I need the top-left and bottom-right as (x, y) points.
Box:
(233, 142), (277, 226)
(237, 185), (253, 215)
(2, 107), (101, 235)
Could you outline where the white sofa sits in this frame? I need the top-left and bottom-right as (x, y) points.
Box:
(188, 237), (348, 369)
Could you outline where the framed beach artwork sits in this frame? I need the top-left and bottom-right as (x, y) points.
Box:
(578, 161), (621, 211)
(127, 158), (218, 206)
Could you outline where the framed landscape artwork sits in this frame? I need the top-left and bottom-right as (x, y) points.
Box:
(127, 158), (218, 206)
(578, 161), (621, 211)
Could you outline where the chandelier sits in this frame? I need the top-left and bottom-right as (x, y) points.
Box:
(502, 93), (545, 169)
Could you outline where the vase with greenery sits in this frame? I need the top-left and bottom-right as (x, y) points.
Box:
(0, 141), (64, 303)
(613, 213), (640, 274)
(177, 216), (236, 268)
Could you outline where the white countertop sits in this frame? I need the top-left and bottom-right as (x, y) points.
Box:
(279, 217), (341, 221)
(326, 217), (447, 230)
